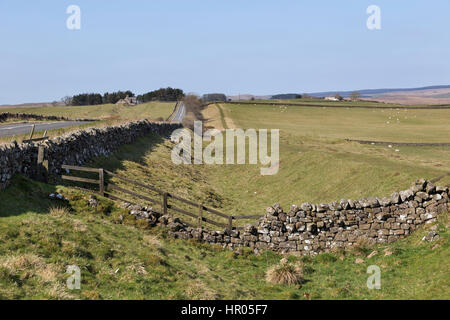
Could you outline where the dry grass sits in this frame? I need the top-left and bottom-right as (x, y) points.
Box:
(266, 259), (304, 286)
(202, 104), (236, 130)
(0, 253), (72, 299)
(184, 279), (221, 300)
(49, 206), (70, 217)
(72, 219), (88, 232)
(142, 234), (163, 248)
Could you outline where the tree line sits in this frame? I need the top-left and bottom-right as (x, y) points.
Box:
(62, 87), (184, 106)
(136, 88), (184, 103)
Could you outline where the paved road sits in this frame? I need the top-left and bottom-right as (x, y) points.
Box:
(0, 121), (92, 138)
(171, 102), (186, 123)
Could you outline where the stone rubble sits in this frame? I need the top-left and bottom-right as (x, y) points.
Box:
(49, 193), (69, 201)
(422, 231), (440, 242)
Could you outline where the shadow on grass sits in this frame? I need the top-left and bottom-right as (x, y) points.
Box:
(59, 132), (167, 191)
(92, 133), (166, 171)
(0, 175), (64, 218)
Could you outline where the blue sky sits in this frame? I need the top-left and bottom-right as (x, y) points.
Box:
(1, 0), (449, 104)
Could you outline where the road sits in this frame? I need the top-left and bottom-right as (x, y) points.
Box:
(171, 102), (186, 122)
(0, 121), (92, 138)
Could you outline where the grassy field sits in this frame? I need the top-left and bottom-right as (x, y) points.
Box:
(196, 103), (450, 215)
(0, 101), (175, 122)
(1, 100), (449, 299)
(219, 103), (450, 142)
(0, 176), (448, 300)
(237, 98), (443, 108)
(61, 101), (450, 220)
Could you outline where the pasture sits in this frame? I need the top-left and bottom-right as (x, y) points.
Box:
(0, 101), (175, 122)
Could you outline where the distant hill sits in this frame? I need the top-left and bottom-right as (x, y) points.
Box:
(306, 85), (450, 98)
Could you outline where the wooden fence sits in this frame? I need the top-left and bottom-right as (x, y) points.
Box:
(60, 165), (262, 231)
(23, 124), (49, 144)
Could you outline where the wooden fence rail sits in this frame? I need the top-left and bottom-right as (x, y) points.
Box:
(60, 165), (263, 231)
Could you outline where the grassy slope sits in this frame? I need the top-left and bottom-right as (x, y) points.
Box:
(197, 103), (450, 215)
(0, 176), (448, 300)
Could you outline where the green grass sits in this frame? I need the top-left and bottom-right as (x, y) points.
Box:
(221, 103), (450, 143)
(0, 176), (448, 300)
(0, 101), (175, 122)
(1, 99), (449, 299)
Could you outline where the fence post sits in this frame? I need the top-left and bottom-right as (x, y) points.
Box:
(163, 192), (168, 215)
(228, 216), (233, 232)
(29, 124), (35, 141)
(98, 169), (104, 196)
(198, 204), (203, 228)
(36, 145), (48, 183)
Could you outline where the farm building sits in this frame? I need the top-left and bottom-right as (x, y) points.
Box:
(116, 95), (137, 106)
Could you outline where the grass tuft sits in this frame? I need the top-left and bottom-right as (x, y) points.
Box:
(266, 260), (304, 286)
(49, 206), (71, 217)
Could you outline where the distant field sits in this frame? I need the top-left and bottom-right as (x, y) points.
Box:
(230, 98), (450, 108)
(0, 101), (175, 121)
(219, 103), (450, 143)
(197, 103), (450, 215)
(0, 101), (176, 145)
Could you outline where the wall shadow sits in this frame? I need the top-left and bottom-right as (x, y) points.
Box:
(0, 175), (69, 218)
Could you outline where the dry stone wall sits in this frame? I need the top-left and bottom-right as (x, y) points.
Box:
(127, 179), (449, 255)
(0, 112), (94, 122)
(0, 120), (180, 188)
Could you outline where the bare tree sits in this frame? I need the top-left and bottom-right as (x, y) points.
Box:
(61, 96), (73, 106)
(182, 94), (205, 129)
(350, 91), (361, 101)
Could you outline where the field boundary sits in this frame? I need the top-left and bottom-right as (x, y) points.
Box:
(60, 165), (262, 231)
(0, 112), (95, 123)
(215, 104), (229, 130)
(166, 101), (180, 121)
(216, 101), (450, 110)
(346, 139), (450, 147)
(61, 168), (450, 254)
